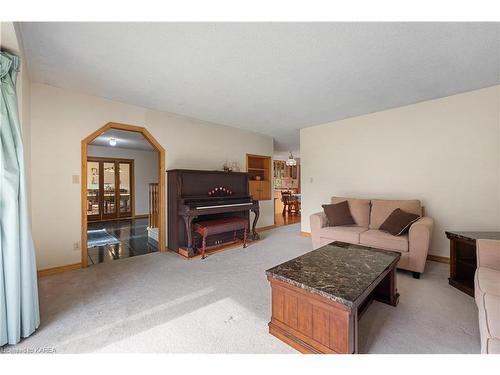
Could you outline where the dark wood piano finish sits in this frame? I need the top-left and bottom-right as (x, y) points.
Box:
(167, 169), (260, 257)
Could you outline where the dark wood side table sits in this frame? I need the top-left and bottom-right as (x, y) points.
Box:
(445, 231), (500, 297)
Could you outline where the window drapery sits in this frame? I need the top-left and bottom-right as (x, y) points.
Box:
(0, 51), (40, 346)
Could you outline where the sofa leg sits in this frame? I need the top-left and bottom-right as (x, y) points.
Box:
(412, 272), (421, 279)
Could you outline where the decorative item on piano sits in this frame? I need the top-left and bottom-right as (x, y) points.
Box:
(223, 162), (232, 172)
(230, 162), (240, 172)
(222, 161), (240, 172)
(208, 187), (234, 197)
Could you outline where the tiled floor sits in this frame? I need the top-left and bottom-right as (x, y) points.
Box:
(87, 218), (157, 265)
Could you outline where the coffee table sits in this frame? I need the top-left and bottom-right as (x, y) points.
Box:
(266, 241), (400, 354)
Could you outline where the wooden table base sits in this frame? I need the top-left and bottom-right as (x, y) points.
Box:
(268, 268), (399, 354)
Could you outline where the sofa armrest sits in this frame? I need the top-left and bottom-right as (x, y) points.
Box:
(310, 211), (327, 249)
(408, 217), (434, 273)
(310, 211), (327, 231)
(477, 239), (500, 270)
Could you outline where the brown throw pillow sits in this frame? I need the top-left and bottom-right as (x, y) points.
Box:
(380, 208), (420, 236)
(322, 201), (355, 227)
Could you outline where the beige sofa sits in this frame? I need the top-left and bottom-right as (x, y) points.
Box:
(310, 197), (433, 278)
(475, 239), (500, 354)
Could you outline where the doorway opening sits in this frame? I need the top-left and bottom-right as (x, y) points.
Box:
(273, 153), (301, 227)
(81, 122), (165, 267)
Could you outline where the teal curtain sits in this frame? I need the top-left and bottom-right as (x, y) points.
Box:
(0, 51), (40, 346)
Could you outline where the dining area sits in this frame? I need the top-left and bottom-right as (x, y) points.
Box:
(273, 156), (301, 227)
(274, 189), (301, 226)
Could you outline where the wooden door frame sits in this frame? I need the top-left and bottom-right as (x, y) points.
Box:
(87, 156), (135, 221)
(81, 122), (166, 267)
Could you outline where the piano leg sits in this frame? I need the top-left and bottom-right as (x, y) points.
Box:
(182, 215), (196, 257)
(201, 236), (207, 259)
(251, 207), (260, 240)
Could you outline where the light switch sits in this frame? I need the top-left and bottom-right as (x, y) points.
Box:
(309, 177), (313, 183)
(72, 175), (80, 184)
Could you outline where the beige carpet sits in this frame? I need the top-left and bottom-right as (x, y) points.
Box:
(11, 224), (479, 353)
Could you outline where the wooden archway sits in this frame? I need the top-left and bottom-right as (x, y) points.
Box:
(81, 122), (166, 267)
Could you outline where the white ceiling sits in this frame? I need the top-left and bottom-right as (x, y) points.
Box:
(20, 22), (500, 152)
(90, 129), (155, 151)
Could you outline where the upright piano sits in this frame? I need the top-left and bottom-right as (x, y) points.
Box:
(167, 169), (260, 257)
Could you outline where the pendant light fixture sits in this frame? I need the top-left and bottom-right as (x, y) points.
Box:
(286, 152), (297, 166)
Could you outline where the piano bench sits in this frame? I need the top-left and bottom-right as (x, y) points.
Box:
(193, 217), (248, 259)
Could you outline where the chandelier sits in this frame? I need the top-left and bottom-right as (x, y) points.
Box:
(286, 153), (297, 166)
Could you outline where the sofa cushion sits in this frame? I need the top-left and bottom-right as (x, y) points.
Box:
(487, 339), (500, 354)
(331, 196), (371, 228)
(359, 229), (409, 252)
(369, 199), (422, 229)
(322, 201), (355, 226)
(484, 294), (500, 339)
(380, 208), (420, 236)
(318, 226), (367, 244)
(476, 267), (500, 297)
(476, 271), (500, 353)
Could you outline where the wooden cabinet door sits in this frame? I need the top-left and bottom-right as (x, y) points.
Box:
(249, 180), (261, 200)
(260, 180), (271, 200)
(249, 180), (272, 200)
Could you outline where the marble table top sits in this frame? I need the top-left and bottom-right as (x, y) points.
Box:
(445, 231), (500, 241)
(266, 242), (400, 308)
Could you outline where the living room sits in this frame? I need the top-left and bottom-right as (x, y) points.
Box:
(1, 1), (499, 374)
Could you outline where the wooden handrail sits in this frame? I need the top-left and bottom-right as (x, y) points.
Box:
(149, 183), (159, 228)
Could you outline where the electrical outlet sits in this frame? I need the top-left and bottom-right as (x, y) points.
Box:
(73, 241), (80, 251)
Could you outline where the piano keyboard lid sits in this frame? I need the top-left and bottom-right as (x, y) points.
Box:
(195, 202), (253, 209)
(182, 194), (251, 201)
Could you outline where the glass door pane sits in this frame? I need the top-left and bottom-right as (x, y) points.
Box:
(87, 161), (100, 220)
(103, 162), (116, 218)
(119, 162), (132, 217)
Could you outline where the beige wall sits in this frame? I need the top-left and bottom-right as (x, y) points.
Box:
(31, 83), (274, 269)
(87, 145), (159, 215)
(300, 86), (500, 257)
(1, 22), (32, 204)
